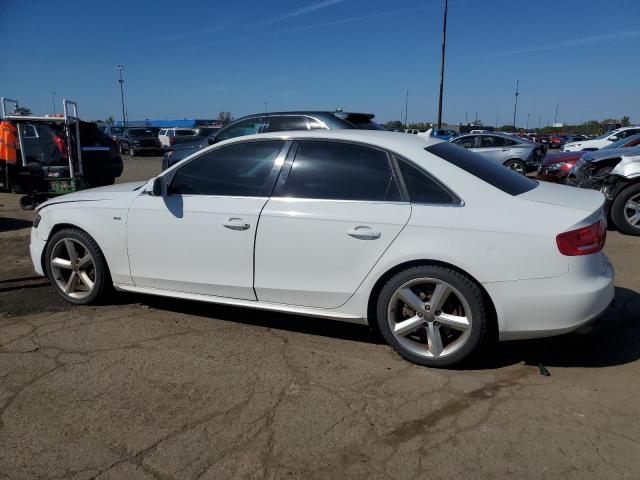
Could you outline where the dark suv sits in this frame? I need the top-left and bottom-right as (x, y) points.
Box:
(118, 127), (163, 156)
(162, 111), (384, 170)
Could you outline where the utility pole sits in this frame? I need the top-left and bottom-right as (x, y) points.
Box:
(51, 90), (56, 115)
(404, 90), (409, 128)
(436, 0), (448, 129)
(554, 103), (559, 125)
(496, 112), (499, 128)
(116, 65), (127, 125)
(475, 112), (478, 124)
(538, 115), (541, 129)
(264, 101), (267, 113)
(512, 79), (520, 127)
(526, 113), (530, 130)
(465, 112), (468, 124)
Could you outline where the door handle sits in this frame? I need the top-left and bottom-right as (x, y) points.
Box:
(223, 218), (250, 231)
(346, 227), (381, 240)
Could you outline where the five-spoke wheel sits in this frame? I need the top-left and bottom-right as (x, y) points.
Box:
(376, 265), (488, 367)
(45, 229), (110, 304)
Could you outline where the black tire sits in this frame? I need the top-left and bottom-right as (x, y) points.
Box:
(611, 183), (640, 236)
(504, 159), (526, 175)
(44, 228), (111, 305)
(375, 265), (488, 367)
(19, 195), (36, 210)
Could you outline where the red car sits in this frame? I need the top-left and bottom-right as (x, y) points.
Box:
(536, 151), (582, 183)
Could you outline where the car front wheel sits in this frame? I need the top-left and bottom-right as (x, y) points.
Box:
(504, 159), (526, 175)
(375, 265), (489, 367)
(611, 183), (640, 236)
(45, 228), (111, 304)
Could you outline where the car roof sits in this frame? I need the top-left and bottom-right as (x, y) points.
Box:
(233, 111), (375, 120)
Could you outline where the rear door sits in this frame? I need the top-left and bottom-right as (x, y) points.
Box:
(476, 135), (509, 164)
(254, 140), (411, 308)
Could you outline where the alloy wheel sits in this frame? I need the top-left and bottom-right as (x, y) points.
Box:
(624, 193), (640, 228)
(506, 161), (525, 174)
(50, 238), (96, 300)
(387, 277), (472, 359)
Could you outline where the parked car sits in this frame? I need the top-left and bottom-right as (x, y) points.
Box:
(563, 135), (589, 144)
(564, 126), (640, 152)
(161, 126), (223, 170)
(104, 125), (127, 143)
(450, 132), (543, 174)
(118, 128), (163, 157)
(31, 130), (613, 367)
(158, 127), (197, 148)
(566, 146), (640, 236)
(549, 135), (564, 149)
(419, 128), (457, 141)
(162, 111), (385, 170)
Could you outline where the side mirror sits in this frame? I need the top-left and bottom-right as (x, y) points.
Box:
(207, 134), (218, 145)
(609, 135), (618, 141)
(151, 176), (165, 196)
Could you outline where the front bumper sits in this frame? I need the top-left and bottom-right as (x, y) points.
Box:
(30, 227), (46, 276)
(486, 254), (614, 341)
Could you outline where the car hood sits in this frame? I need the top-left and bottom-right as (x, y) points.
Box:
(519, 181), (604, 212)
(542, 151), (582, 166)
(582, 146), (640, 163)
(37, 181), (146, 210)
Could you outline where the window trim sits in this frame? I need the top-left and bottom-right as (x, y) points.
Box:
(271, 138), (407, 204)
(164, 139), (292, 198)
(392, 154), (464, 207)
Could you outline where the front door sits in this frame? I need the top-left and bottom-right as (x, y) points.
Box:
(254, 140), (411, 309)
(127, 139), (288, 299)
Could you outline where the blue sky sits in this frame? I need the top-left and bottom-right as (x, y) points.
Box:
(1, 0), (639, 126)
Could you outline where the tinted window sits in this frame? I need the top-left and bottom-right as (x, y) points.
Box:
(343, 115), (386, 130)
(480, 135), (506, 148)
(308, 118), (328, 130)
(169, 140), (284, 197)
(175, 129), (195, 136)
(23, 124), (38, 138)
(452, 136), (476, 149)
(216, 118), (264, 141)
(426, 142), (537, 196)
(280, 141), (401, 201)
(263, 116), (308, 133)
(397, 159), (458, 204)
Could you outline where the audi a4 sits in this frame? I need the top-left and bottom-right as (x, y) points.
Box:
(30, 131), (614, 367)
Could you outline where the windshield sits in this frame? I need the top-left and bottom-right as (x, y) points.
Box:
(128, 129), (154, 137)
(346, 118), (386, 130)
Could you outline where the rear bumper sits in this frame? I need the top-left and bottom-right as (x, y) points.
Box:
(486, 254), (614, 341)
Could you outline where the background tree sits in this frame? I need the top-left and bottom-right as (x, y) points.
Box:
(621, 116), (631, 127)
(105, 116), (115, 125)
(382, 120), (404, 130)
(217, 111), (233, 126)
(13, 106), (32, 116)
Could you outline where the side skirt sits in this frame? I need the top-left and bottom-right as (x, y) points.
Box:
(113, 283), (367, 325)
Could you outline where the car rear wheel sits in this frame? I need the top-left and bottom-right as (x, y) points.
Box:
(375, 265), (488, 367)
(611, 184), (640, 236)
(45, 228), (111, 304)
(504, 159), (526, 175)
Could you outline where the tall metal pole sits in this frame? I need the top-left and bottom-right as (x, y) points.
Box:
(404, 90), (409, 128)
(526, 112), (530, 130)
(436, 0), (448, 129)
(538, 114), (541, 129)
(512, 79), (519, 127)
(116, 66), (127, 125)
(264, 101), (267, 113)
(554, 103), (559, 125)
(51, 90), (56, 115)
(496, 112), (499, 128)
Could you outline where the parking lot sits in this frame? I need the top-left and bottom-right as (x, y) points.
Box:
(1, 155), (640, 479)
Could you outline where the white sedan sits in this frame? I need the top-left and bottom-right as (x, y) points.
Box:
(30, 130), (614, 367)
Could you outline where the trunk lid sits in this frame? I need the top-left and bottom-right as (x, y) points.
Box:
(518, 181), (604, 212)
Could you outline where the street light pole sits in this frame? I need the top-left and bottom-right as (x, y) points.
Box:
(404, 90), (409, 128)
(116, 66), (127, 125)
(264, 101), (267, 113)
(51, 90), (56, 115)
(512, 79), (519, 127)
(554, 103), (559, 125)
(436, 0), (448, 129)
(526, 112), (530, 130)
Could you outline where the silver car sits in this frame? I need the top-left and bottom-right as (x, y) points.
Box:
(451, 132), (543, 174)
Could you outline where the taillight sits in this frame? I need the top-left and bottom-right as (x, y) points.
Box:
(556, 219), (606, 256)
(52, 135), (68, 158)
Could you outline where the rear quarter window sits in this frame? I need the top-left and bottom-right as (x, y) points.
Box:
(426, 142), (537, 196)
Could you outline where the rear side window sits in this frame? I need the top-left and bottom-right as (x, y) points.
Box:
(280, 141), (401, 202)
(397, 159), (458, 204)
(426, 142), (537, 196)
(175, 129), (195, 136)
(263, 116), (308, 133)
(169, 140), (284, 197)
(452, 136), (476, 149)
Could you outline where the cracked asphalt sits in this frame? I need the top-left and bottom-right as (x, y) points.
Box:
(1, 156), (639, 479)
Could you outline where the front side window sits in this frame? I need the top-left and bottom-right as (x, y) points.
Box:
(23, 124), (38, 138)
(263, 116), (308, 133)
(168, 140), (284, 197)
(279, 141), (401, 201)
(216, 118), (264, 142)
(397, 159), (458, 204)
(452, 136), (477, 149)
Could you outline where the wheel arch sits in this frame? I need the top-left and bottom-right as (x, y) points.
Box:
(366, 259), (498, 341)
(40, 223), (103, 275)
